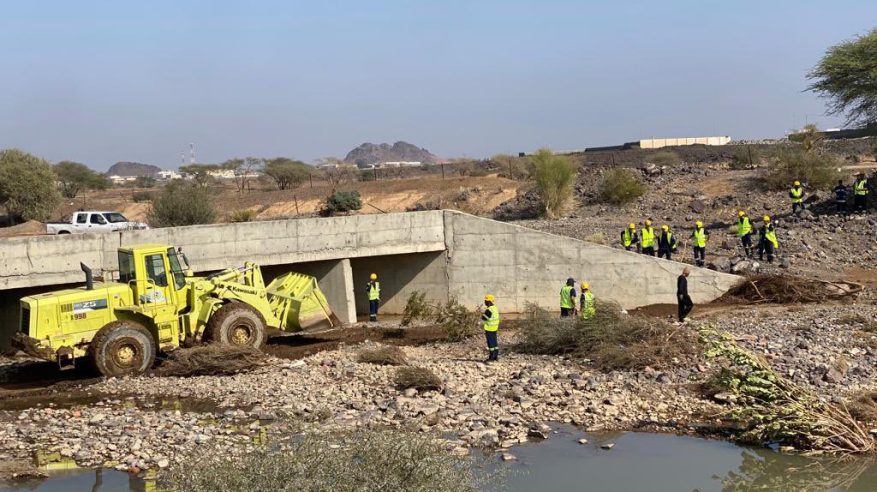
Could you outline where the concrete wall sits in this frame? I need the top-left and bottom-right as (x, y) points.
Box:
(443, 211), (740, 311)
(639, 136), (731, 149)
(350, 251), (449, 316)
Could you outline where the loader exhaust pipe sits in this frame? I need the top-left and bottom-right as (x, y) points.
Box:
(80, 262), (93, 290)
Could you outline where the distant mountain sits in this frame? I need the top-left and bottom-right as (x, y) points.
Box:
(344, 141), (439, 165)
(106, 162), (161, 177)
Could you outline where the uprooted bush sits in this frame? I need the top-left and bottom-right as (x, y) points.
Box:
(401, 290), (432, 326)
(700, 327), (873, 454)
(516, 301), (700, 371)
(394, 366), (443, 391)
(356, 345), (409, 366)
(154, 345), (266, 377)
(160, 429), (488, 492)
(595, 168), (646, 205)
(847, 390), (877, 426)
(719, 275), (863, 304)
(434, 297), (479, 342)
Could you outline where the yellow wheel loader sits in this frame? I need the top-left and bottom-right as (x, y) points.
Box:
(13, 244), (338, 377)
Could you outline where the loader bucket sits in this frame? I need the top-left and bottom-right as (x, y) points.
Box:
(266, 273), (338, 333)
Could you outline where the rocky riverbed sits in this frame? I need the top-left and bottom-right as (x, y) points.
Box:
(2, 301), (877, 479)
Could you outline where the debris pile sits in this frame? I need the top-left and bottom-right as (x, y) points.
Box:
(153, 345), (266, 377)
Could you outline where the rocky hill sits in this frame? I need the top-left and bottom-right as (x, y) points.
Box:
(106, 162), (161, 177)
(344, 141), (439, 165)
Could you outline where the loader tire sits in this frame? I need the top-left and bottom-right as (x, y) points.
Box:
(90, 320), (156, 377)
(207, 303), (266, 349)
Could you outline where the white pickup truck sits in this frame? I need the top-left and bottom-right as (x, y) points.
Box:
(46, 211), (149, 235)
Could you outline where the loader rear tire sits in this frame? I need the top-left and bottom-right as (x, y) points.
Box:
(90, 320), (156, 377)
(207, 303), (266, 349)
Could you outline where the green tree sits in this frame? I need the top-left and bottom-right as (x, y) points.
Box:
(54, 161), (110, 198)
(324, 191), (362, 215)
(180, 164), (220, 187)
(222, 157), (262, 193)
(262, 158), (311, 190)
(0, 149), (61, 224)
(134, 175), (157, 188)
(147, 181), (216, 227)
(531, 148), (576, 218)
(761, 148), (841, 191)
(596, 168), (647, 205)
(808, 29), (877, 126)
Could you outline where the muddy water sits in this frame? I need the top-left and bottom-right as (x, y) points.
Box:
(4, 426), (877, 492)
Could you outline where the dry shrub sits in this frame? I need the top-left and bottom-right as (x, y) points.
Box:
(719, 275), (863, 304)
(434, 298), (479, 342)
(154, 345), (266, 377)
(401, 291), (432, 326)
(356, 346), (409, 366)
(161, 429), (488, 492)
(596, 168), (646, 205)
(394, 366), (443, 391)
(516, 301), (700, 371)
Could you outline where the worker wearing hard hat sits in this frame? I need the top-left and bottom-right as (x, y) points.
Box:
(560, 278), (577, 318)
(758, 216), (779, 263)
(657, 224), (677, 260)
(691, 220), (709, 267)
(366, 273), (381, 321)
(640, 219), (656, 257)
(737, 211), (753, 258)
(789, 180), (804, 214)
(482, 294), (500, 362)
(579, 282), (596, 320)
(620, 223), (639, 252)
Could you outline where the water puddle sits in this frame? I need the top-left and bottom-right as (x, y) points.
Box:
(3, 425), (877, 491)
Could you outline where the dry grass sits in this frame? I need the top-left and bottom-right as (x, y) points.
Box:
(719, 275), (863, 304)
(356, 346), (409, 366)
(516, 301), (700, 371)
(394, 366), (443, 391)
(848, 390), (877, 425)
(154, 345), (266, 377)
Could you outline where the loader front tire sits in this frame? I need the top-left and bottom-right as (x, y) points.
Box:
(91, 321), (156, 377)
(207, 304), (266, 349)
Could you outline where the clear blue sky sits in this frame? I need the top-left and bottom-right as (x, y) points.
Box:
(1, 1), (874, 170)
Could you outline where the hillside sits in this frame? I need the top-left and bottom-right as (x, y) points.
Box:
(106, 161), (161, 177)
(344, 141), (439, 165)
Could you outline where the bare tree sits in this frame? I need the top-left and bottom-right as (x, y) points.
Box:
(223, 157), (263, 193)
(316, 157), (356, 191)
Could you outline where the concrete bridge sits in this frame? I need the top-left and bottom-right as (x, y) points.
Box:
(0, 210), (740, 349)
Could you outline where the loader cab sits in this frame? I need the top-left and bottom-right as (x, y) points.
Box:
(117, 244), (188, 313)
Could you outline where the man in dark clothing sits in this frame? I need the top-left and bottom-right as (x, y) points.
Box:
(677, 267), (693, 323)
(657, 224), (677, 260)
(833, 180), (848, 214)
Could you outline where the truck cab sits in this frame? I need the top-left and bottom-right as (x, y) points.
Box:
(46, 211), (149, 235)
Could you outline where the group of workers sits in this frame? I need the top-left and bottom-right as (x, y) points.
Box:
(370, 175), (872, 363)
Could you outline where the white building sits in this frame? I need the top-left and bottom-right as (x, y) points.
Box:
(376, 161), (422, 168)
(157, 169), (182, 180)
(108, 175), (137, 185)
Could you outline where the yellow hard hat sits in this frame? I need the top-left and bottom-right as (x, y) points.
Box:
(695, 220), (703, 228)
(763, 215), (771, 222)
(661, 224), (669, 231)
(644, 219), (652, 226)
(794, 181), (800, 186)
(484, 294), (495, 302)
(628, 223), (636, 229)
(581, 282), (589, 289)
(738, 210), (746, 217)
(369, 273), (377, 280)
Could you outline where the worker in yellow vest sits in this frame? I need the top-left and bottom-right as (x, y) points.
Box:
(482, 294), (500, 362)
(640, 219), (656, 256)
(691, 220), (708, 267)
(789, 181), (804, 214)
(620, 223), (639, 252)
(737, 211), (753, 258)
(366, 273), (381, 321)
(854, 173), (869, 212)
(657, 224), (677, 260)
(579, 282), (596, 320)
(758, 216), (779, 263)
(559, 278), (577, 317)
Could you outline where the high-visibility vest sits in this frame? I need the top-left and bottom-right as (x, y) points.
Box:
(622, 229), (635, 247)
(855, 179), (869, 196)
(641, 227), (655, 248)
(560, 285), (574, 309)
(737, 217), (751, 237)
(483, 305), (500, 332)
(692, 227), (707, 247)
(580, 291), (595, 320)
(763, 225), (778, 248)
(790, 187), (803, 203)
(368, 282), (381, 301)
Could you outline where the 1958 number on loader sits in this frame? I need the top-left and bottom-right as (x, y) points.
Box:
(14, 244), (337, 377)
